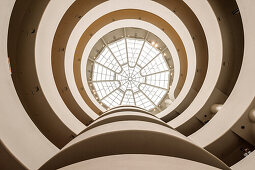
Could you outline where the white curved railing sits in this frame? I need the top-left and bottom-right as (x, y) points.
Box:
(189, 0), (255, 149)
(0, 1), (59, 169)
(35, 0), (86, 134)
(168, 0), (223, 129)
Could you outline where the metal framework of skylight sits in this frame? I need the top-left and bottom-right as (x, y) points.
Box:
(90, 31), (171, 111)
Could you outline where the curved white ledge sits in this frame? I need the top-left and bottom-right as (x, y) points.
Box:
(44, 121), (229, 170)
(35, 0), (86, 134)
(64, 121), (190, 149)
(64, 0), (196, 118)
(86, 110), (165, 130)
(189, 0), (255, 148)
(60, 154), (220, 170)
(167, 0), (223, 128)
(0, 1), (59, 169)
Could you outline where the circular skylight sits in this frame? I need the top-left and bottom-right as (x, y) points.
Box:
(88, 28), (173, 112)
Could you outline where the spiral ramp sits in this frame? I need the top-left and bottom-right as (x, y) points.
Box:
(0, 0), (255, 169)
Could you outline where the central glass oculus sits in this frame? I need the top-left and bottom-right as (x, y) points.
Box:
(88, 28), (173, 112)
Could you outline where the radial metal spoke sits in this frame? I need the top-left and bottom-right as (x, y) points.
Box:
(101, 87), (121, 101)
(94, 61), (117, 74)
(120, 91), (125, 105)
(133, 31), (149, 69)
(102, 38), (122, 70)
(89, 80), (120, 83)
(140, 47), (167, 71)
(91, 32), (171, 111)
(139, 83), (168, 91)
(123, 28), (130, 68)
(144, 70), (169, 77)
(139, 89), (160, 110)
(132, 91), (136, 105)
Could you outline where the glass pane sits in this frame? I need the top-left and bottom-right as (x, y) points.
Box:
(91, 37), (170, 111)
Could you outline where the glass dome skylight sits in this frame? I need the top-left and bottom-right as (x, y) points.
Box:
(90, 36), (171, 111)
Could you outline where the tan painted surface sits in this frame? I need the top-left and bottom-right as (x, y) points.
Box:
(60, 154), (220, 170)
(0, 0), (59, 169)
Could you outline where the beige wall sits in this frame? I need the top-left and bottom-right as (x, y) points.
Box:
(0, 0), (254, 169)
(0, 0), (58, 169)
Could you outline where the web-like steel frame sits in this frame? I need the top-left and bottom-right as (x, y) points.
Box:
(89, 32), (171, 111)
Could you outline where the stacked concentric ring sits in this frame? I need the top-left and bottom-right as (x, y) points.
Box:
(1, 0), (255, 169)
